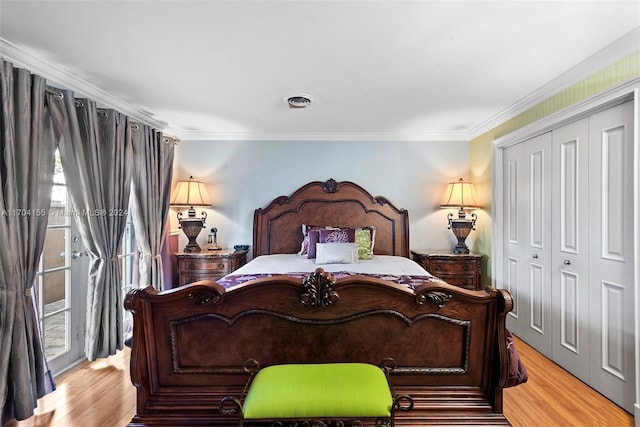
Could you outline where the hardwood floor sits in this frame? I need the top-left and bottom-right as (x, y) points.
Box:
(4, 348), (135, 427)
(3, 337), (634, 427)
(503, 336), (633, 427)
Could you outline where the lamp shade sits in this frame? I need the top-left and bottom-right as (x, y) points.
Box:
(440, 178), (480, 209)
(170, 176), (211, 207)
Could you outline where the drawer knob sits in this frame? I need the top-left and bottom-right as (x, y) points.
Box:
(532, 254), (538, 259)
(463, 264), (470, 271)
(564, 260), (571, 265)
(188, 262), (196, 269)
(217, 263), (225, 269)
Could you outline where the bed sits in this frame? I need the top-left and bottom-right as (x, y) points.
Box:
(125, 178), (523, 426)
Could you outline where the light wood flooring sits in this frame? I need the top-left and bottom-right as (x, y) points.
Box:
(3, 337), (634, 427)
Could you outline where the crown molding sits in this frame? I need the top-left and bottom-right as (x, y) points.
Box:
(467, 27), (640, 140)
(0, 37), (167, 130)
(492, 75), (639, 149)
(168, 129), (469, 143)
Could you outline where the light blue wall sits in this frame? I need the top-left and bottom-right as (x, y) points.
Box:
(172, 139), (472, 258)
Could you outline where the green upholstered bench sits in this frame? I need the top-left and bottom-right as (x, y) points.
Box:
(220, 359), (412, 426)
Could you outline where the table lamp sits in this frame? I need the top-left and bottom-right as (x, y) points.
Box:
(440, 178), (480, 254)
(170, 176), (211, 252)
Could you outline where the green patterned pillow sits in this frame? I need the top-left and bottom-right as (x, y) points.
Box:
(356, 228), (374, 259)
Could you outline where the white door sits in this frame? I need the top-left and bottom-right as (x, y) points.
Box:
(522, 132), (553, 357)
(503, 133), (553, 357)
(503, 142), (525, 338)
(587, 101), (635, 412)
(550, 101), (635, 412)
(551, 116), (591, 382)
(36, 149), (88, 375)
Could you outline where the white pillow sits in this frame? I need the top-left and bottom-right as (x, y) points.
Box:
(315, 242), (359, 264)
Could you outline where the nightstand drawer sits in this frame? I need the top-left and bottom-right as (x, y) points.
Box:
(428, 260), (475, 274)
(180, 259), (230, 273)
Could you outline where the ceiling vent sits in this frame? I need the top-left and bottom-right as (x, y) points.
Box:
(286, 95), (312, 109)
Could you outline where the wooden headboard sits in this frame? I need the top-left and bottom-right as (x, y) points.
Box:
(253, 178), (410, 258)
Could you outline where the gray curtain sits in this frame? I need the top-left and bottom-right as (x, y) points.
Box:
(46, 91), (133, 361)
(0, 60), (56, 424)
(130, 127), (175, 290)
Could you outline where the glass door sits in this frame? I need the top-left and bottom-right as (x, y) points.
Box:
(121, 211), (136, 341)
(36, 149), (87, 375)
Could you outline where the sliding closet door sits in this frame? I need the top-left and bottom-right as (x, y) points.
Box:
(503, 133), (553, 357)
(551, 117), (590, 382)
(587, 101), (635, 412)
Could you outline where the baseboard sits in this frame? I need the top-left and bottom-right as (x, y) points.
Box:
(635, 403), (639, 427)
(53, 356), (87, 378)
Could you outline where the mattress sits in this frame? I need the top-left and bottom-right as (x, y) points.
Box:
(217, 254), (444, 289)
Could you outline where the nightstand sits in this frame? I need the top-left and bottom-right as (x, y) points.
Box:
(175, 250), (248, 286)
(411, 249), (482, 291)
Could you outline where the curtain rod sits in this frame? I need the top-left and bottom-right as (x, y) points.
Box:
(45, 86), (63, 99)
(44, 85), (168, 133)
(163, 135), (180, 145)
(45, 86), (158, 133)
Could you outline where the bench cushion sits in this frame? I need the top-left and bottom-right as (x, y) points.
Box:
(242, 363), (393, 419)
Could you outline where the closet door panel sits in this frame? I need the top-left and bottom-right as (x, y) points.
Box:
(551, 118), (590, 382)
(528, 264), (545, 334)
(523, 133), (552, 356)
(503, 143), (525, 338)
(503, 134), (552, 357)
(587, 101), (634, 412)
(558, 270), (580, 353)
(558, 139), (580, 254)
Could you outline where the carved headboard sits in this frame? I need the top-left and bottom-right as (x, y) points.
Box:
(253, 178), (410, 258)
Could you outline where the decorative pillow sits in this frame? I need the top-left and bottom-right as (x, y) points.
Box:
(298, 224), (330, 256)
(319, 228), (356, 244)
(310, 228), (356, 259)
(315, 243), (359, 264)
(306, 229), (321, 259)
(355, 228), (374, 260)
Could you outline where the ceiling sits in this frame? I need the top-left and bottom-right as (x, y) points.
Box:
(1, 1), (639, 142)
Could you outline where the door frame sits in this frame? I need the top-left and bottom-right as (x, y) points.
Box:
(491, 77), (640, 424)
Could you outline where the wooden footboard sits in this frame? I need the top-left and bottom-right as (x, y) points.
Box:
(124, 269), (513, 426)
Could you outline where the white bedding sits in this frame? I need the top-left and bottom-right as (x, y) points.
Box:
(231, 253), (431, 277)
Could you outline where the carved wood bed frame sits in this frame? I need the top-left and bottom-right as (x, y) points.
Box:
(125, 179), (514, 426)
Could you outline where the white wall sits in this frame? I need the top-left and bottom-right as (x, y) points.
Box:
(172, 139), (473, 259)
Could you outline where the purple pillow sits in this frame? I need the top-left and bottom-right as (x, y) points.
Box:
(307, 229), (321, 259)
(319, 228), (356, 244)
(298, 224), (323, 255)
